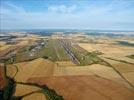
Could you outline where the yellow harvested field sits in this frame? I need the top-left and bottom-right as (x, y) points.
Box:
(100, 57), (134, 87)
(78, 43), (134, 55)
(53, 66), (94, 76)
(14, 84), (46, 100)
(13, 58), (55, 82)
(114, 61), (134, 73)
(0, 41), (6, 47)
(31, 59), (55, 77)
(98, 45), (134, 54)
(14, 62), (39, 82)
(11, 57), (133, 89)
(88, 64), (123, 81)
(17, 41), (29, 46)
(6, 65), (18, 78)
(78, 43), (125, 54)
(56, 61), (76, 67)
(108, 46), (133, 56)
(78, 43), (96, 52)
(0, 40), (28, 52)
(1, 32), (134, 100)
(0, 45), (11, 51)
(14, 84), (41, 96)
(53, 64), (130, 88)
(87, 64), (132, 88)
(101, 54), (134, 64)
(23, 93), (46, 100)
(3, 56), (134, 90)
(123, 72), (134, 85)
(101, 57), (134, 73)
(28, 75), (134, 100)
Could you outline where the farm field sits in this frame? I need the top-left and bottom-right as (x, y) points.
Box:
(4, 57), (132, 89)
(56, 61), (76, 67)
(9, 58), (55, 82)
(15, 39), (71, 62)
(100, 57), (134, 87)
(0, 32), (134, 100)
(127, 55), (134, 59)
(27, 76), (134, 100)
(0, 64), (7, 89)
(1, 0), (134, 98)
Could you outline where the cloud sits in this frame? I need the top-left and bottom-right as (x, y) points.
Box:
(0, 1), (134, 30)
(0, 1), (25, 15)
(48, 5), (77, 13)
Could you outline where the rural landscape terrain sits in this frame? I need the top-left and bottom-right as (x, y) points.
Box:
(0, 31), (134, 100)
(1, 0), (134, 99)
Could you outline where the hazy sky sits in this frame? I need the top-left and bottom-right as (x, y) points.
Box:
(0, 0), (134, 30)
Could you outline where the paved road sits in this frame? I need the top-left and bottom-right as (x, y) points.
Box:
(59, 39), (80, 64)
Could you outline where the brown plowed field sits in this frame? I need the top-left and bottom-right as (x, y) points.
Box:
(0, 65), (7, 89)
(27, 75), (134, 100)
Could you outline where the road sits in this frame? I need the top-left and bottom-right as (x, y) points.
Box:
(59, 39), (80, 64)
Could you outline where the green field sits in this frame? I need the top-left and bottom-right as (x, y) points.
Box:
(36, 39), (58, 61)
(53, 40), (70, 61)
(14, 39), (107, 65)
(70, 44), (106, 66)
(36, 39), (70, 61)
(14, 39), (70, 62)
(15, 45), (38, 62)
(126, 55), (134, 59)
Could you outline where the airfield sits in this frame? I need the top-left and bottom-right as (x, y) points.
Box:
(0, 32), (134, 100)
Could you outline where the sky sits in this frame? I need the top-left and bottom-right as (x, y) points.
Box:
(0, 0), (134, 31)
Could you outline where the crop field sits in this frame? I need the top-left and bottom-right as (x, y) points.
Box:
(59, 39), (106, 65)
(70, 45), (107, 65)
(15, 46), (37, 63)
(53, 64), (130, 87)
(53, 40), (70, 61)
(101, 54), (134, 65)
(78, 43), (96, 52)
(1, 33), (134, 100)
(14, 84), (41, 96)
(53, 65), (94, 76)
(13, 39), (46, 62)
(27, 76), (134, 100)
(14, 39), (70, 62)
(5, 57), (129, 88)
(0, 45), (19, 60)
(78, 42), (134, 55)
(14, 58), (55, 82)
(100, 57), (134, 87)
(72, 44), (88, 54)
(36, 39), (70, 61)
(36, 39), (57, 61)
(15, 39), (109, 66)
(22, 93), (46, 100)
(0, 45), (11, 51)
(0, 65), (7, 89)
(127, 55), (134, 59)
(56, 61), (76, 67)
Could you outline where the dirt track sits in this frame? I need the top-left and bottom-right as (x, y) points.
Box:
(28, 75), (134, 100)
